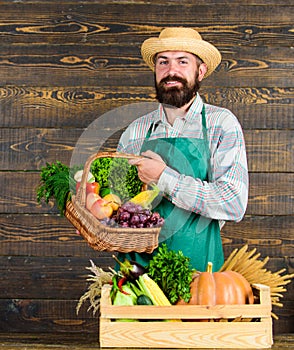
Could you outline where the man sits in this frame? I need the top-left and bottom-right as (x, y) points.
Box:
(117, 27), (248, 272)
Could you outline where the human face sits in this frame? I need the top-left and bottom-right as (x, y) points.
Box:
(154, 51), (206, 108)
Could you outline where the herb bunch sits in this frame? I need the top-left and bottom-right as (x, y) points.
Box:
(91, 157), (143, 202)
(147, 244), (193, 304)
(37, 161), (74, 214)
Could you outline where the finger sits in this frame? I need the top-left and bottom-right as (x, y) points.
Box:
(141, 150), (155, 158)
(128, 158), (143, 166)
(141, 150), (163, 161)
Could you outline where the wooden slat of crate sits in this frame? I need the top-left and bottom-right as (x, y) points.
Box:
(101, 302), (271, 320)
(99, 284), (273, 348)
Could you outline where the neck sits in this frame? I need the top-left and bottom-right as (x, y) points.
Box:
(163, 97), (195, 125)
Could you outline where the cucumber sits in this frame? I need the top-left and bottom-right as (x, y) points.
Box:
(137, 294), (153, 305)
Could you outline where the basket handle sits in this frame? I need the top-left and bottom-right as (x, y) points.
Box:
(76, 151), (144, 206)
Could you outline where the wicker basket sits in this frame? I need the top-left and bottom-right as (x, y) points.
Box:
(64, 151), (160, 253)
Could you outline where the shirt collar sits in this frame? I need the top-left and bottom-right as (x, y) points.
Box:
(156, 93), (204, 124)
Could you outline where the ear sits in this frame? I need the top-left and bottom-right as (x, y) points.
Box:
(198, 63), (207, 81)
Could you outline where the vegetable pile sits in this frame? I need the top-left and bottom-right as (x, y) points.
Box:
(110, 256), (174, 314)
(77, 244), (293, 321)
(77, 254), (176, 321)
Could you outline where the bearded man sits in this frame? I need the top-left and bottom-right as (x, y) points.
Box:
(117, 27), (248, 272)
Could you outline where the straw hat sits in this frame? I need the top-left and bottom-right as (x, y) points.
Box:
(141, 27), (221, 78)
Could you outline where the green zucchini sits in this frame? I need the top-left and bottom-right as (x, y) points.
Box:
(137, 294), (153, 305)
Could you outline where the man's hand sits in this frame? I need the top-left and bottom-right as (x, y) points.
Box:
(129, 150), (166, 184)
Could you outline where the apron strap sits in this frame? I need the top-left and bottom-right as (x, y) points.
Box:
(201, 104), (212, 181)
(201, 104), (208, 141)
(145, 121), (158, 139)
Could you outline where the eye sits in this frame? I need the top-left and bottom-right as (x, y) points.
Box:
(157, 59), (168, 65)
(179, 59), (189, 65)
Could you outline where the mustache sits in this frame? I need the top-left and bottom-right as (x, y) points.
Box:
(159, 75), (187, 85)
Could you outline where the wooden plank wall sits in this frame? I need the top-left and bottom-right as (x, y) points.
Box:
(0, 0), (293, 336)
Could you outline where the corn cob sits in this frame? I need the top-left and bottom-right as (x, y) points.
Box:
(137, 273), (171, 306)
(137, 274), (181, 322)
(129, 185), (160, 209)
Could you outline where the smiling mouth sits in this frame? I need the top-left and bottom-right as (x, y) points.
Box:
(164, 80), (183, 89)
(166, 80), (181, 85)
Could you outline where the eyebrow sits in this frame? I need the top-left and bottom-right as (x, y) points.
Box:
(156, 54), (190, 60)
(155, 53), (203, 65)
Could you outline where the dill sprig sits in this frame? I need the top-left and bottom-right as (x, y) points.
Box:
(37, 161), (74, 214)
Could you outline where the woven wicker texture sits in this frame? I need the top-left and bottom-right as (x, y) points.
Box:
(64, 152), (160, 253)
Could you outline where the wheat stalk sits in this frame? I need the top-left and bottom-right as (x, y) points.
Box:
(76, 260), (117, 315)
(220, 245), (294, 318)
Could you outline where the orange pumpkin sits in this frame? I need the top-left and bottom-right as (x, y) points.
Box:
(177, 262), (254, 306)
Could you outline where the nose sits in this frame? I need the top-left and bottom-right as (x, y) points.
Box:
(167, 60), (178, 76)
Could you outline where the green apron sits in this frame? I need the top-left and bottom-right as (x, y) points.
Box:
(118, 106), (224, 272)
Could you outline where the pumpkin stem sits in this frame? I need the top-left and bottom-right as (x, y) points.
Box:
(207, 262), (213, 273)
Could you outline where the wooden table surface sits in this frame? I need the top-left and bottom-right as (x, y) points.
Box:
(0, 333), (293, 349)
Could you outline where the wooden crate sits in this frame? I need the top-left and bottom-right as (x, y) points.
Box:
(99, 283), (273, 348)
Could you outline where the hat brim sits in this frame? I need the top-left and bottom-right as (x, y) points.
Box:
(141, 37), (221, 78)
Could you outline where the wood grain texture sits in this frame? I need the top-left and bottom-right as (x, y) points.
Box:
(0, 299), (98, 333)
(1, 214), (293, 258)
(0, 0), (293, 338)
(0, 214), (293, 259)
(99, 285), (273, 348)
(1, 87), (293, 129)
(0, 3), (293, 88)
(0, 50), (293, 87)
(1, 128), (293, 171)
(0, 333), (292, 350)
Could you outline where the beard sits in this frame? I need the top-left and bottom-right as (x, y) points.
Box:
(155, 74), (201, 108)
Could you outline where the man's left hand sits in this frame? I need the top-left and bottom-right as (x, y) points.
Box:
(129, 150), (166, 184)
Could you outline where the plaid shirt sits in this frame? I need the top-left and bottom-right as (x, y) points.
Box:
(118, 93), (248, 223)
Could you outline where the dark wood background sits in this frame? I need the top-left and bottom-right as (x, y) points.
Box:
(0, 0), (293, 337)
